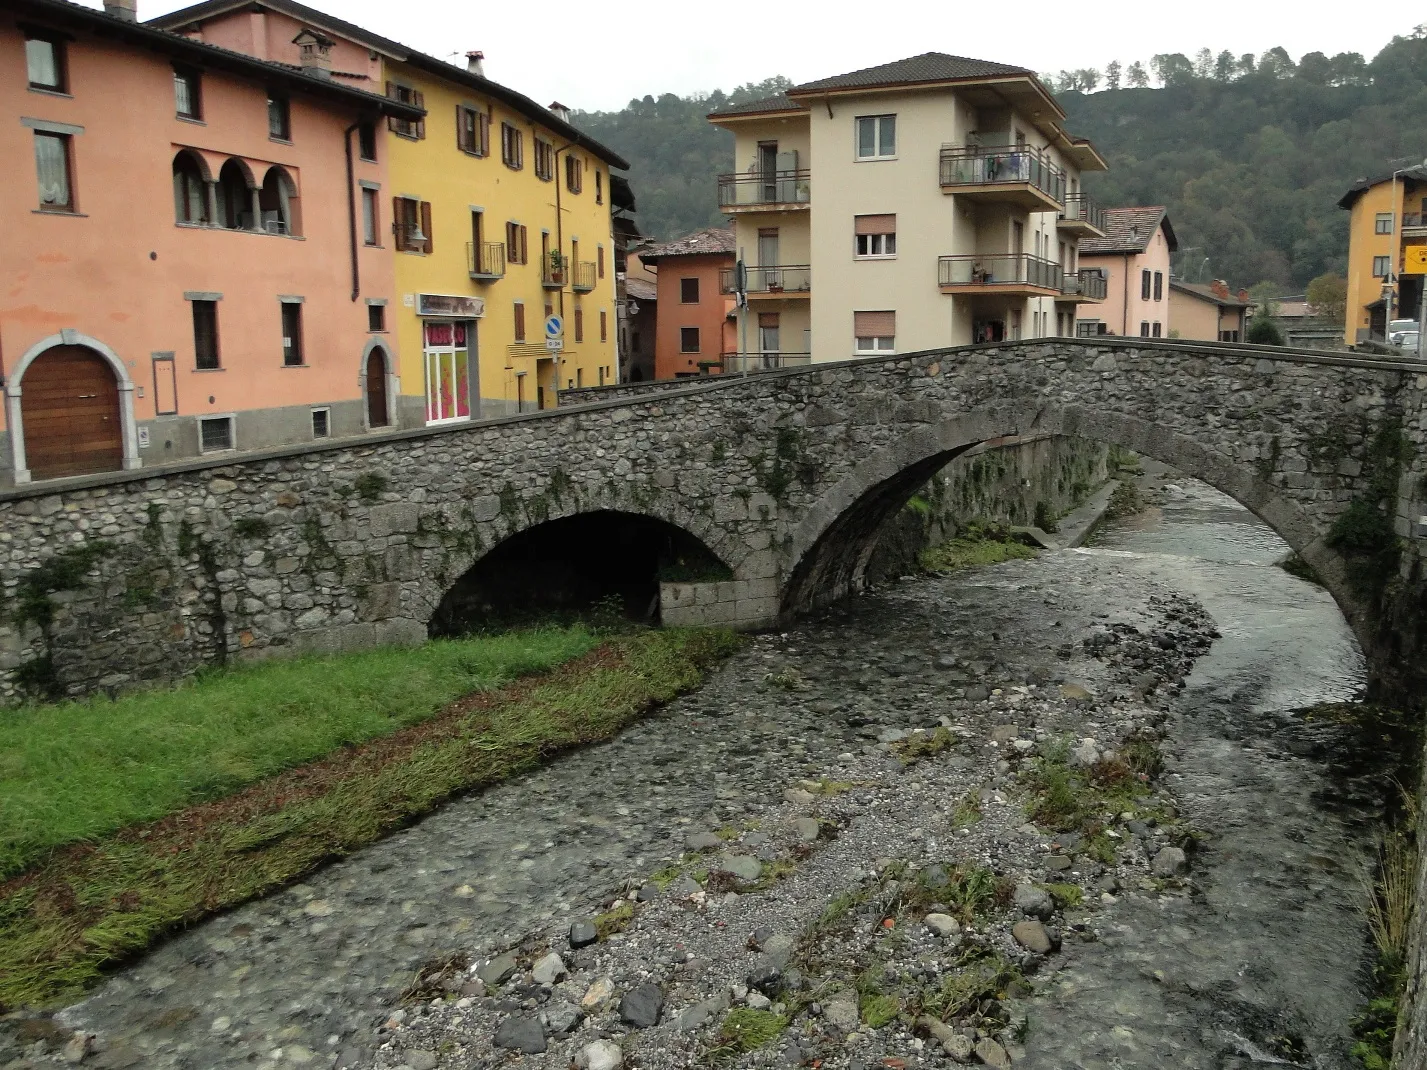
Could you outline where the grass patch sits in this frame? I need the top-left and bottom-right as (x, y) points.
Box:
(860, 990), (901, 1028)
(0, 628), (740, 1009)
(920, 947), (1025, 1024)
(594, 902), (636, 940)
(1039, 883), (1084, 909)
(919, 520), (1038, 574)
(1021, 740), (1155, 836)
(1103, 477), (1144, 520)
(951, 790), (984, 828)
(890, 727), (957, 764)
(0, 627), (600, 880)
(716, 1008), (788, 1052)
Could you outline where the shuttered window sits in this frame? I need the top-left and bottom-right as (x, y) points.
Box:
(457, 105), (489, 156)
(854, 214), (896, 256)
(853, 310), (895, 352)
(393, 197), (432, 253)
(386, 82), (425, 139)
(514, 302), (526, 342)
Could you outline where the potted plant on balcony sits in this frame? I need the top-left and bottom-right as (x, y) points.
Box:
(547, 251), (566, 284)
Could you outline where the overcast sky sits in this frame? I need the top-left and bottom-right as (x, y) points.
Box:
(126, 0), (1418, 113)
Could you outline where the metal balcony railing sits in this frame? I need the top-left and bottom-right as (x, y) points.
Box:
(572, 261), (597, 292)
(1405, 212), (1427, 229)
(938, 253), (1062, 290)
(1060, 192), (1106, 232)
(719, 265), (812, 295)
(720, 351), (813, 374)
(938, 145), (1066, 205)
(542, 260), (565, 289)
(466, 241), (506, 278)
(716, 169), (812, 209)
(1059, 268), (1108, 300)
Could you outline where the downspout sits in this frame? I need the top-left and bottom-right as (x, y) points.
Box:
(345, 122), (361, 301)
(552, 139), (576, 403)
(1121, 252), (1130, 335)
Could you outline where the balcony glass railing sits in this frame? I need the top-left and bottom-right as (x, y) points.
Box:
(572, 261), (597, 291)
(719, 265), (812, 294)
(466, 241), (506, 278)
(1405, 212), (1427, 229)
(1060, 192), (1106, 232)
(716, 169), (812, 208)
(938, 146), (1066, 205)
(1059, 268), (1108, 300)
(938, 253), (1062, 290)
(720, 351), (813, 373)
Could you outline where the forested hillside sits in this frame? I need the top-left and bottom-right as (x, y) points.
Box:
(575, 32), (1427, 290)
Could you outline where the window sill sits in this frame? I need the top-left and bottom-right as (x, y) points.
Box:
(503, 162), (523, 172)
(28, 86), (72, 98)
(359, 155), (378, 164)
(853, 254), (897, 261)
(176, 114), (205, 125)
(460, 149), (488, 159)
(281, 363), (308, 369)
(855, 155), (897, 162)
(192, 367), (225, 373)
(364, 242), (384, 249)
(33, 208), (85, 217)
(269, 136), (293, 146)
(393, 132), (423, 142)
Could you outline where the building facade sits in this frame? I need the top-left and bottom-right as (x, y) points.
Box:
(707, 54), (1109, 365)
(1078, 207), (1178, 338)
(151, 0), (629, 413)
(1168, 279), (1250, 342)
(0, 0), (420, 486)
(1338, 166), (1427, 345)
(636, 228), (736, 378)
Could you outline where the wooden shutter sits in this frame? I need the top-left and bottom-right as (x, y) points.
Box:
(574, 308), (583, 342)
(413, 89), (425, 139)
(456, 104), (467, 151)
(854, 310), (895, 336)
(519, 225), (528, 264)
(600, 309), (607, 341)
(514, 303), (525, 341)
(598, 245), (605, 277)
(392, 196), (406, 251)
(854, 214), (896, 235)
(479, 112), (489, 156)
(420, 201), (433, 254)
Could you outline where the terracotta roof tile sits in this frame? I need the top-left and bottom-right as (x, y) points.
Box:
(790, 52), (1033, 94)
(638, 226), (735, 261)
(1078, 207), (1178, 255)
(709, 93), (802, 118)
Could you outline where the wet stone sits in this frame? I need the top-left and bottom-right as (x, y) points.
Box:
(492, 1016), (546, 1054)
(569, 920), (598, 948)
(476, 951), (518, 987)
(1012, 920), (1056, 955)
(1152, 846), (1188, 877)
(619, 982), (664, 1028)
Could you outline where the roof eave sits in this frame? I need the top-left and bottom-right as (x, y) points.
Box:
(708, 107), (808, 124)
(148, 0), (410, 61)
(786, 74), (1066, 122)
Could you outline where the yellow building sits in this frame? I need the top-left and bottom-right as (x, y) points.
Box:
(152, 0), (627, 418)
(1338, 165), (1427, 345)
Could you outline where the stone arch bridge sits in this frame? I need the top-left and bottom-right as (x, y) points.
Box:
(3, 338), (1426, 704)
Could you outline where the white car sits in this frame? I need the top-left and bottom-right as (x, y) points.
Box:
(1388, 319), (1418, 346)
(1395, 331), (1420, 353)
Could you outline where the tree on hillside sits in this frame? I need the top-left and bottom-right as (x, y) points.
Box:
(1126, 61), (1150, 87)
(1306, 273), (1348, 322)
(1259, 46), (1297, 78)
(1151, 53), (1196, 86)
(1105, 60), (1122, 90)
(1214, 50), (1237, 81)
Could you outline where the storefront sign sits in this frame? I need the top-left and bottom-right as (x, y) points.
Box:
(417, 293), (485, 318)
(1404, 246), (1427, 275)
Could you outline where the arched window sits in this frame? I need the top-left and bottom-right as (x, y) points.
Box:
(258, 166), (300, 236)
(172, 151), (209, 225)
(216, 159), (253, 230)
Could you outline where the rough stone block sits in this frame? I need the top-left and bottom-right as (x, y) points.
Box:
(368, 503), (421, 537)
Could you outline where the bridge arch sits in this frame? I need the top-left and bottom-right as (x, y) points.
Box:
(781, 399), (1371, 649)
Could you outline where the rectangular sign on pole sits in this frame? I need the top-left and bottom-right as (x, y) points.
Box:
(1403, 246), (1427, 275)
(545, 338), (564, 351)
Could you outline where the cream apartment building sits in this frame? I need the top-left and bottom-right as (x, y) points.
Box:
(708, 53), (1109, 367)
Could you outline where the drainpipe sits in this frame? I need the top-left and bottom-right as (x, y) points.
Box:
(345, 122), (361, 301)
(1122, 253), (1130, 335)
(552, 139), (576, 403)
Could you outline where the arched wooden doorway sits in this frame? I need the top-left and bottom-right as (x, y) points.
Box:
(366, 346), (390, 428)
(19, 345), (123, 479)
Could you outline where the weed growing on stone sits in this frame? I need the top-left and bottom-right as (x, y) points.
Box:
(594, 902), (636, 940)
(1039, 882), (1084, 909)
(857, 970), (902, 1028)
(890, 727), (957, 764)
(919, 947), (1025, 1024)
(919, 521), (1038, 573)
(1021, 740), (1156, 837)
(952, 791), (984, 828)
(1278, 552), (1323, 586)
(1103, 477), (1144, 520)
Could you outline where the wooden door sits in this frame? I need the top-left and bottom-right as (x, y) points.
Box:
(366, 348), (389, 427)
(20, 346), (122, 480)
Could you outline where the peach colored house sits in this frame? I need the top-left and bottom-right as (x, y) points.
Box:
(1169, 279), (1251, 342)
(638, 227), (737, 379)
(0, 0), (421, 486)
(1077, 207), (1178, 338)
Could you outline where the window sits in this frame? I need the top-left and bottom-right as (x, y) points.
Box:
(759, 312), (780, 353)
(565, 155), (583, 193)
(505, 221), (528, 263)
(422, 321), (470, 423)
(385, 82), (425, 139)
(192, 300), (219, 369)
(368, 303), (386, 332)
(1140, 321), (1151, 337)
(534, 139), (554, 181)
(1152, 321), (1162, 337)
(597, 245), (605, 278)
(358, 122), (377, 161)
(855, 114), (896, 159)
(1153, 271), (1163, 301)
(514, 302), (526, 341)
(34, 132), (74, 212)
(1220, 329), (1240, 342)
(267, 94), (290, 140)
(600, 309), (607, 342)
(259, 166), (299, 235)
(680, 327), (700, 353)
(199, 415), (234, 452)
(362, 187), (379, 245)
(1376, 212), (1394, 235)
(576, 368), (583, 387)
(574, 307), (584, 342)
(595, 170), (603, 204)
(393, 196), (432, 253)
(1141, 269), (1152, 300)
(311, 408), (330, 438)
(457, 105), (489, 156)
(501, 122), (523, 169)
(174, 69), (202, 120)
(853, 310), (896, 352)
(1373, 255), (1393, 277)
(25, 32), (66, 92)
(1076, 320), (1104, 337)
(680, 277), (700, 304)
(854, 214), (897, 257)
(281, 301), (304, 366)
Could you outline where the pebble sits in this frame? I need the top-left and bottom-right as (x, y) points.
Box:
(976, 1036), (1013, 1068)
(541, 1001), (582, 1036)
(923, 913), (962, 939)
(530, 951), (567, 985)
(569, 920), (599, 948)
(714, 854), (763, 882)
(793, 817), (822, 842)
(1152, 846), (1188, 876)
(577, 1039), (624, 1070)
(1014, 884), (1055, 920)
(405, 1052), (437, 1070)
(491, 1016), (546, 1054)
(825, 998), (860, 1030)
(581, 976), (616, 1009)
(476, 951), (518, 987)
(619, 982), (664, 1028)
(1012, 919), (1056, 954)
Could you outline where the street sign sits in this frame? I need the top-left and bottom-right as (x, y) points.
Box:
(545, 338), (564, 351)
(544, 315), (563, 338)
(1405, 246), (1427, 275)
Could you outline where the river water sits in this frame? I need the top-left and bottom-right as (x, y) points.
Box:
(30, 468), (1383, 1070)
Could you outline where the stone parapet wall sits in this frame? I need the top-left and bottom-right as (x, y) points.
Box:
(658, 578), (780, 629)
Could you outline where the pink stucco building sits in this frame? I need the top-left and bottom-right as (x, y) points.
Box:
(1, 0), (422, 485)
(1077, 207), (1178, 339)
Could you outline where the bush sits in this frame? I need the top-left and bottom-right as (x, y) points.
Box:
(1246, 317), (1286, 345)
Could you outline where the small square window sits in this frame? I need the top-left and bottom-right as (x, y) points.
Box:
(680, 277), (699, 304)
(26, 34), (66, 92)
(358, 123), (377, 161)
(855, 115), (896, 159)
(267, 94), (290, 140)
(174, 69), (202, 120)
(1376, 213), (1394, 235)
(311, 408), (330, 438)
(1373, 255), (1392, 277)
(199, 415), (234, 452)
(680, 326), (700, 353)
(368, 303), (386, 332)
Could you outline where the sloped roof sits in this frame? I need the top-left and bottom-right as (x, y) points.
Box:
(638, 227), (735, 262)
(709, 93), (802, 118)
(624, 277), (657, 302)
(790, 52), (1034, 94)
(1338, 165), (1427, 210)
(1169, 280), (1250, 308)
(1079, 207), (1179, 255)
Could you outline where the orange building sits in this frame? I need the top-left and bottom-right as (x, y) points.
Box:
(0, 0), (421, 485)
(637, 227), (736, 378)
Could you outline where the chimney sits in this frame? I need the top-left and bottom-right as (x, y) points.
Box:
(292, 28), (334, 79)
(103, 0), (138, 20)
(1211, 279), (1230, 299)
(548, 101), (571, 123)
(1237, 288), (1249, 302)
(466, 51), (485, 77)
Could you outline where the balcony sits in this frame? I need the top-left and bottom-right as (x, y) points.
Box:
(938, 146), (1066, 211)
(937, 254), (1062, 297)
(716, 170), (812, 212)
(720, 351), (813, 374)
(1058, 268), (1108, 302)
(719, 264), (812, 299)
(467, 241), (506, 280)
(1058, 193), (1107, 237)
(1405, 213), (1427, 238)
(572, 261), (597, 292)
(542, 259), (565, 290)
